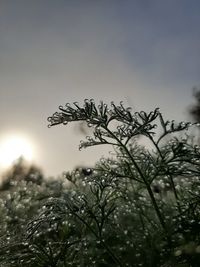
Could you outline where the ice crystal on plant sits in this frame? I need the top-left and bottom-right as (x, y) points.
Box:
(1, 101), (200, 266)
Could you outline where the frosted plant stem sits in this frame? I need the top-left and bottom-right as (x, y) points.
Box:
(70, 208), (124, 267)
(104, 127), (172, 246)
(149, 135), (182, 215)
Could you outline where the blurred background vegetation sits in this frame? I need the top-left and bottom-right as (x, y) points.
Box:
(0, 90), (200, 267)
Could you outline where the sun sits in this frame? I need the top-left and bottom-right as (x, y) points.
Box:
(0, 134), (34, 169)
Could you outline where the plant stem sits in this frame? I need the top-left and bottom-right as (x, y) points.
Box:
(104, 127), (172, 245)
(148, 135), (182, 214)
(69, 207), (124, 267)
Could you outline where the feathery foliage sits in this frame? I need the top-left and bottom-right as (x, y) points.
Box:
(0, 100), (200, 267)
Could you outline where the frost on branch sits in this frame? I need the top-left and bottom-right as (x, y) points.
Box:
(48, 99), (196, 150)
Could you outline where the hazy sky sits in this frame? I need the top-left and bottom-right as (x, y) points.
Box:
(0, 0), (200, 176)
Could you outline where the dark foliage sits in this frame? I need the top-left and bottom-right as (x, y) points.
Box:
(189, 88), (200, 122)
(0, 157), (43, 191)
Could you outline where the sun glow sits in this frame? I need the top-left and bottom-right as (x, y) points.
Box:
(0, 134), (34, 169)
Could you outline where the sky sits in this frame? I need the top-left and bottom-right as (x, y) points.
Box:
(0, 0), (200, 177)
